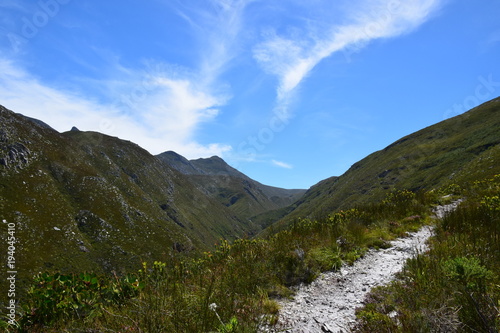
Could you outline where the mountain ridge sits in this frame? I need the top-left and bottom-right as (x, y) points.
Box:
(270, 96), (500, 230)
(0, 104), (303, 284)
(157, 150), (306, 226)
(157, 151), (251, 179)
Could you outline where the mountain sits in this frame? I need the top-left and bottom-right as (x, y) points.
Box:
(2, 96), (499, 290)
(273, 97), (500, 226)
(0, 105), (302, 283)
(157, 151), (306, 228)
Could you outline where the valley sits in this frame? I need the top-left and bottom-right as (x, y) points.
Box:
(0, 97), (499, 332)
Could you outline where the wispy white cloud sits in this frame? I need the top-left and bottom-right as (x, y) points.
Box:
(254, 0), (445, 119)
(173, 0), (254, 82)
(272, 159), (293, 169)
(0, 58), (231, 158)
(0, 0), (256, 158)
(0, 0), (27, 12)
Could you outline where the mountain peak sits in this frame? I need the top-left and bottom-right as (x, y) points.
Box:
(190, 155), (242, 177)
(157, 152), (245, 178)
(156, 151), (200, 174)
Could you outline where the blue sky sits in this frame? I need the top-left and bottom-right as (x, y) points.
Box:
(0, 0), (499, 189)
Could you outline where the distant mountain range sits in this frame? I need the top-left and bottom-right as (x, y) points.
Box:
(1, 96), (499, 284)
(157, 151), (305, 224)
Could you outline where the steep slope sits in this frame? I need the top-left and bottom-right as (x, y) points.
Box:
(157, 151), (305, 229)
(278, 97), (500, 224)
(0, 105), (256, 284)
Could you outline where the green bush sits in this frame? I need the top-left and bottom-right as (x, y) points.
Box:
(355, 310), (398, 332)
(443, 257), (493, 292)
(19, 271), (143, 329)
(307, 246), (342, 272)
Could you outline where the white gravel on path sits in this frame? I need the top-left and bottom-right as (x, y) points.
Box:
(263, 202), (462, 333)
(265, 226), (433, 333)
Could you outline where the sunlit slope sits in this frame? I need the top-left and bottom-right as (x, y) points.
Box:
(279, 97), (500, 223)
(0, 105), (251, 282)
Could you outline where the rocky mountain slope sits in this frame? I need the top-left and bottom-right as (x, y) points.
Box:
(0, 105), (304, 282)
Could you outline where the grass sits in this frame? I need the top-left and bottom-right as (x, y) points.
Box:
(0, 188), (438, 332)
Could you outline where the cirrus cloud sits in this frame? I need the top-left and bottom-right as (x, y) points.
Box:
(253, 0), (445, 120)
(272, 159), (293, 169)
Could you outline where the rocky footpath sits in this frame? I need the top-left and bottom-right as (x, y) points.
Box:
(264, 202), (460, 333)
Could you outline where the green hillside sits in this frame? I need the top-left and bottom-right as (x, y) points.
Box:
(0, 105), (274, 286)
(271, 97), (500, 229)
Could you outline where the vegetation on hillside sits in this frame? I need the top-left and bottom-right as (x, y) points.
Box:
(278, 97), (500, 226)
(0, 105), (303, 297)
(353, 175), (500, 333)
(157, 151), (306, 225)
(3, 170), (498, 332)
(1, 99), (498, 332)
(3, 187), (438, 332)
